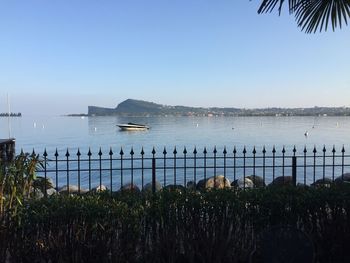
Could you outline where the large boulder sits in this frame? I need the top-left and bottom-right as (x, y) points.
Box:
(246, 175), (266, 188)
(334, 173), (350, 184)
(186, 181), (196, 190)
(58, 185), (88, 194)
(269, 176), (294, 187)
(143, 181), (162, 193)
(91, 184), (107, 193)
(311, 177), (333, 188)
(163, 184), (185, 192)
(197, 175), (231, 190)
(231, 178), (254, 189)
(196, 178), (207, 190)
(120, 183), (141, 193)
(46, 188), (57, 196)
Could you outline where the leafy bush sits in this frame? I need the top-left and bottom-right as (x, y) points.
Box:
(0, 186), (349, 262)
(0, 152), (43, 215)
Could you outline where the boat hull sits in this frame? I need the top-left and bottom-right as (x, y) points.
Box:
(117, 123), (149, 131)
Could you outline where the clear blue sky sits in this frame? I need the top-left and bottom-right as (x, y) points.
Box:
(0, 0), (349, 115)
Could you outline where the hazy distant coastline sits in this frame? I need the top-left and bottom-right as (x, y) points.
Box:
(79, 99), (350, 117)
(0, 112), (22, 117)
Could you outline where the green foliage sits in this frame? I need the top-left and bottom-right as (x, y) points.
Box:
(0, 186), (350, 262)
(257, 0), (350, 33)
(0, 152), (44, 216)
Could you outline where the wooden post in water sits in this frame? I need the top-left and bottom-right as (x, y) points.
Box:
(0, 138), (16, 163)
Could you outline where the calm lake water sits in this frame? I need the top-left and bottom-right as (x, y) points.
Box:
(2, 115), (349, 155)
(1, 115), (350, 189)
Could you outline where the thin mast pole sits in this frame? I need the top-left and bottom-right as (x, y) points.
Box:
(7, 93), (11, 138)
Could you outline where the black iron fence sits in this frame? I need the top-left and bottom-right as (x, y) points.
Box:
(32, 145), (350, 194)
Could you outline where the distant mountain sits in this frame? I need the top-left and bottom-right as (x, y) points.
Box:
(88, 99), (210, 116)
(87, 99), (350, 117)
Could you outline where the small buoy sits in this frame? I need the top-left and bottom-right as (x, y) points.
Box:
(304, 131), (308, 137)
(33, 122), (36, 128)
(196, 123), (199, 127)
(94, 127), (97, 131)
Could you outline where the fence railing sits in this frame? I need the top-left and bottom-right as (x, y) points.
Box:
(32, 145), (350, 194)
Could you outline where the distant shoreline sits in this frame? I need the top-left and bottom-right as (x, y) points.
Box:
(0, 113), (22, 117)
(64, 113), (350, 117)
(65, 114), (88, 117)
(86, 99), (350, 117)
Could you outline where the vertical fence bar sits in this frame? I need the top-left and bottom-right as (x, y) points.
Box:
(43, 149), (47, 197)
(313, 146), (317, 184)
(233, 147), (237, 183)
(252, 147), (256, 188)
(332, 146), (336, 182)
(292, 156), (297, 186)
(204, 147), (207, 182)
(193, 147), (197, 186)
(282, 146), (285, 183)
(303, 146), (307, 186)
(109, 148), (113, 193)
(98, 148), (102, 188)
(120, 148), (124, 188)
(130, 148), (134, 187)
(77, 149), (81, 194)
(141, 148), (145, 190)
(163, 147), (167, 187)
(243, 146), (246, 190)
(88, 148), (92, 191)
(152, 147), (156, 193)
(322, 146), (326, 182)
(55, 149), (59, 192)
(213, 146), (217, 187)
(65, 149), (70, 193)
(223, 147), (227, 187)
(272, 146), (276, 184)
(293, 146), (297, 158)
(262, 146), (266, 185)
(173, 147), (177, 186)
(293, 146), (297, 185)
(183, 147), (187, 187)
(341, 146), (345, 180)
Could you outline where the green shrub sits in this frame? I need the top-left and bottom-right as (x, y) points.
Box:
(0, 186), (349, 262)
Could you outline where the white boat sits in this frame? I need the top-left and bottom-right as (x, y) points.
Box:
(117, 122), (150, 131)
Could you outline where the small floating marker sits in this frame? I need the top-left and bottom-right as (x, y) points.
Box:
(94, 127), (97, 131)
(33, 122), (36, 128)
(304, 131), (308, 137)
(196, 123), (199, 127)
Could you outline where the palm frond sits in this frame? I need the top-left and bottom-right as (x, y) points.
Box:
(258, 0), (303, 14)
(257, 0), (350, 33)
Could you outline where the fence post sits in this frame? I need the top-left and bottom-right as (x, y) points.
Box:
(292, 156), (297, 186)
